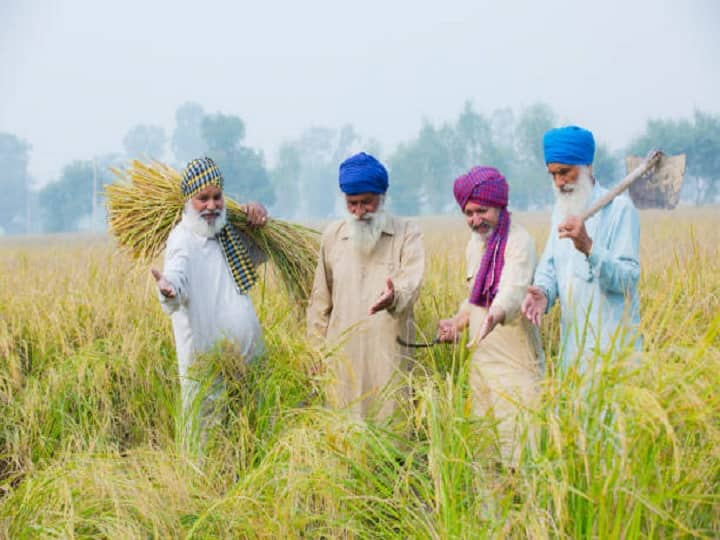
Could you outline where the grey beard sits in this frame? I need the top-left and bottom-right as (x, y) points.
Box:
(553, 168), (594, 218)
(183, 201), (228, 238)
(345, 208), (388, 256)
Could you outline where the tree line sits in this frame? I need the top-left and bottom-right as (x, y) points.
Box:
(1, 102), (718, 234)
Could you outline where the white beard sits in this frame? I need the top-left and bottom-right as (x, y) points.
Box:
(345, 205), (389, 256)
(470, 229), (493, 245)
(553, 166), (594, 218)
(182, 200), (227, 238)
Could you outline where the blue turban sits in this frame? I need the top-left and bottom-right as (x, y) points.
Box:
(543, 126), (595, 165)
(338, 152), (389, 195)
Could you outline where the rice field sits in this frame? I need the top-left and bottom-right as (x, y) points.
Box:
(0, 208), (718, 539)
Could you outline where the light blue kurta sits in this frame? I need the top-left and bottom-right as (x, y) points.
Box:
(534, 182), (641, 370)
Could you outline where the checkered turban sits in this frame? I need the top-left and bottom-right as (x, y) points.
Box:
(181, 157), (224, 200)
(180, 156), (258, 295)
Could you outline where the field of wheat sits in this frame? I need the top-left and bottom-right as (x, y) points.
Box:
(1, 208), (718, 539)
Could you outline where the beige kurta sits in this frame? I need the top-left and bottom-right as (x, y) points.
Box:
(307, 215), (425, 419)
(459, 221), (544, 466)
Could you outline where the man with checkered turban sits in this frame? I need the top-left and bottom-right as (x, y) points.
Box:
(436, 165), (543, 467)
(151, 156), (269, 448)
(306, 152), (425, 421)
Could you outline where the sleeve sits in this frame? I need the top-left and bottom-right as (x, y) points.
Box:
(237, 231), (268, 268)
(159, 230), (190, 314)
(533, 220), (559, 313)
(586, 200), (640, 295)
(492, 230), (537, 323)
(387, 221), (425, 316)
(306, 235), (334, 342)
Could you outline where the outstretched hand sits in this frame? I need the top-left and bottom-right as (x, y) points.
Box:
(369, 277), (395, 315)
(521, 285), (547, 326)
(470, 305), (505, 346)
(151, 268), (176, 298)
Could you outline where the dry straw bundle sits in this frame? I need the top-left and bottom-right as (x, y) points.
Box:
(105, 160), (320, 303)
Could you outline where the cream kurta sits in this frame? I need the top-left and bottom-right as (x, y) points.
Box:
(460, 222), (543, 466)
(307, 215), (425, 419)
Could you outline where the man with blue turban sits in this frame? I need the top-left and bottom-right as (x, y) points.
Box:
(307, 152), (425, 420)
(521, 126), (641, 371)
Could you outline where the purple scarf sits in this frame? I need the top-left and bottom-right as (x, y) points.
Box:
(453, 166), (511, 307)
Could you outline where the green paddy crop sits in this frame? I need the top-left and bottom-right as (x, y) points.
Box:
(0, 208), (718, 538)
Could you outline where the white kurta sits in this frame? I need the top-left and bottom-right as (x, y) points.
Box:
(159, 216), (265, 419)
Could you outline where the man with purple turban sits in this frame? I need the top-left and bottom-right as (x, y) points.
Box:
(521, 126), (641, 371)
(436, 166), (543, 467)
(307, 152), (425, 420)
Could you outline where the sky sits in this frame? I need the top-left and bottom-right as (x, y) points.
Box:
(1, 0), (718, 186)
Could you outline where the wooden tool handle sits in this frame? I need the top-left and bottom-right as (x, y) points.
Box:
(580, 151), (662, 221)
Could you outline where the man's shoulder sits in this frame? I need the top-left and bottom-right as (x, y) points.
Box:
(321, 219), (346, 241)
(507, 220), (535, 250)
(388, 215), (422, 237)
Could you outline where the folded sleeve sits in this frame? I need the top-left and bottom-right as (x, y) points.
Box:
(586, 199), (640, 295)
(533, 223), (559, 312)
(160, 230), (190, 314)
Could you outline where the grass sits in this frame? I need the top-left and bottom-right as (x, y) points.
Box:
(0, 208), (718, 538)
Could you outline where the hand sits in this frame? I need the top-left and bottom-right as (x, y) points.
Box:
(470, 305), (505, 345)
(558, 215), (593, 256)
(369, 277), (395, 315)
(245, 202), (268, 227)
(436, 318), (459, 343)
(521, 286), (547, 326)
(151, 268), (176, 298)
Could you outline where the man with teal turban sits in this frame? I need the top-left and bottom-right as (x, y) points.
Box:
(307, 152), (425, 420)
(521, 126), (641, 371)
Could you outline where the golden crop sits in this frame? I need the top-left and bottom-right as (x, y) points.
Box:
(0, 208), (718, 538)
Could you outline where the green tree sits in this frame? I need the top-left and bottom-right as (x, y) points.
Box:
(202, 113), (245, 152)
(593, 143), (622, 187)
(38, 161), (94, 232)
(270, 143), (302, 219)
(270, 124), (359, 219)
(200, 113), (275, 206)
(38, 155), (120, 233)
(512, 103), (556, 209)
(0, 133), (31, 234)
(172, 102), (207, 165)
(388, 121), (454, 215)
(123, 124), (166, 159)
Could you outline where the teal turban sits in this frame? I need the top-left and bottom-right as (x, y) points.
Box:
(543, 126), (595, 165)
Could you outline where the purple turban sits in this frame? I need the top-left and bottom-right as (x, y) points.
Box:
(453, 166), (508, 210)
(453, 166), (511, 308)
(338, 152), (389, 195)
(543, 125), (595, 165)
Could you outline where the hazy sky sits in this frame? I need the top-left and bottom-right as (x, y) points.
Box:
(1, 0), (718, 185)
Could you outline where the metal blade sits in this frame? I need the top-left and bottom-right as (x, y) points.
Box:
(396, 336), (441, 348)
(625, 153), (686, 209)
